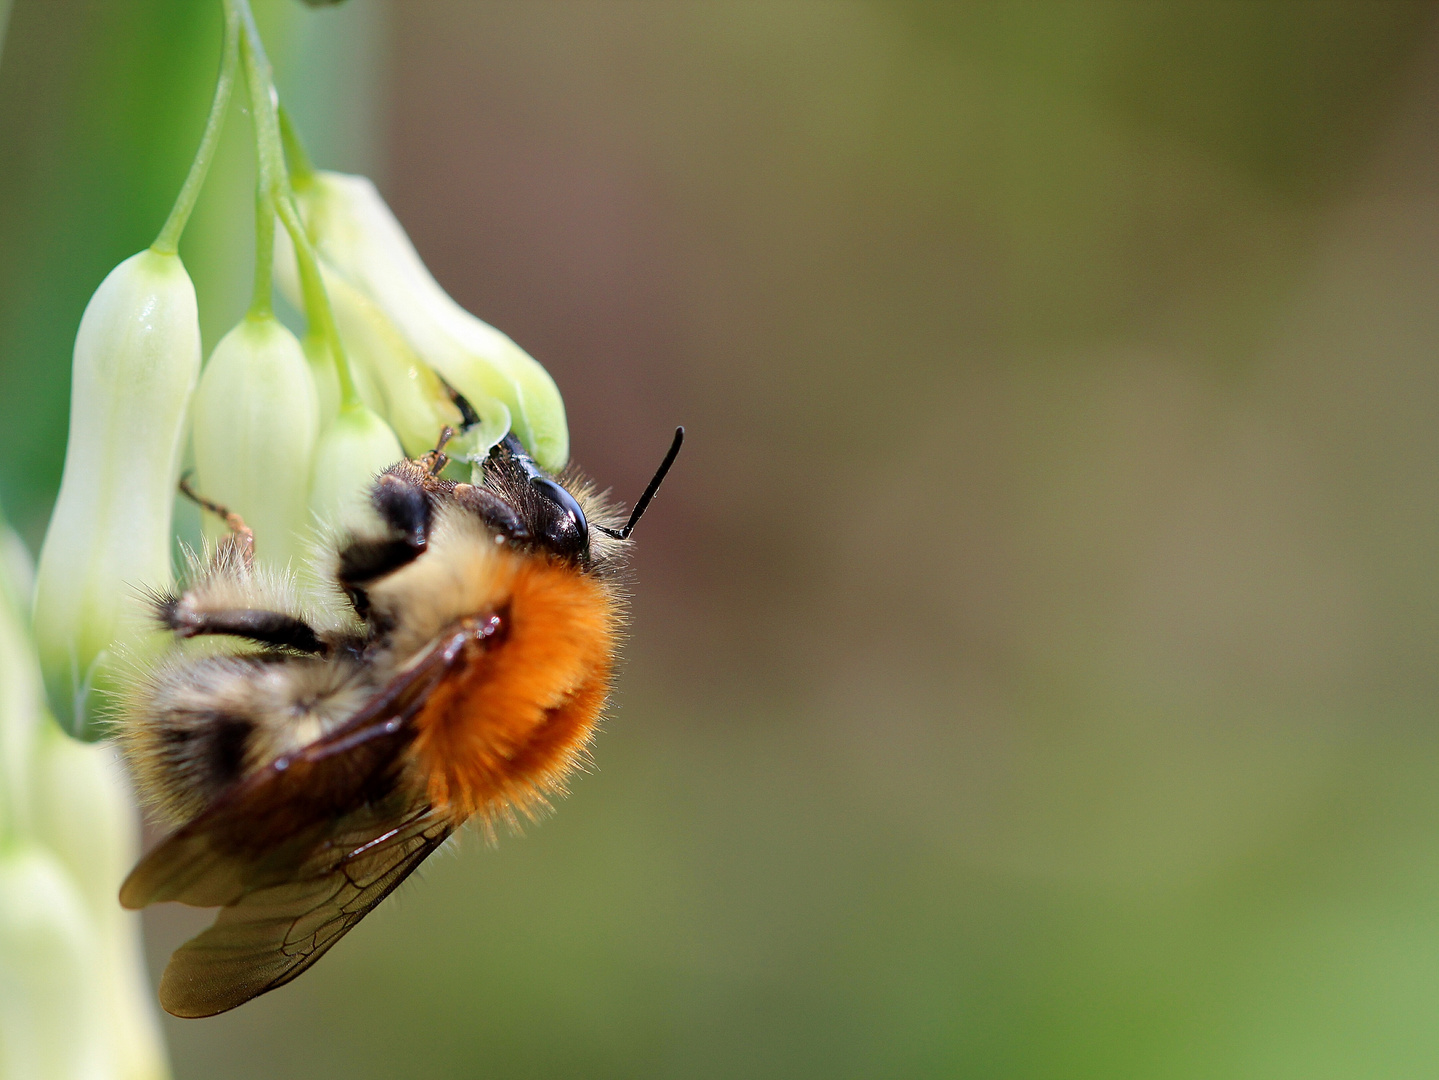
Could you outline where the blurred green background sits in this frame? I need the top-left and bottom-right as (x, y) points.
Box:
(7, 1), (1439, 1076)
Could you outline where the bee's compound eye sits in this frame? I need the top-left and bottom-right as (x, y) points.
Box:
(529, 477), (589, 557)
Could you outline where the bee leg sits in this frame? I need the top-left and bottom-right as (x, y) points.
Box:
(157, 601), (325, 653)
(156, 531), (324, 653)
(418, 426), (455, 476)
(337, 468), (434, 616)
(179, 474), (255, 566)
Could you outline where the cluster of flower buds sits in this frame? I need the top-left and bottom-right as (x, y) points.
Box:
(277, 170), (568, 471)
(31, 2), (571, 738)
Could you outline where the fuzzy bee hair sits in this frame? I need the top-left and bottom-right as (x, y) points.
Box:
(117, 427), (680, 1017)
(120, 435), (630, 828)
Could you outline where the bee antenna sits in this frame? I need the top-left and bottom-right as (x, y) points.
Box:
(597, 426), (685, 541)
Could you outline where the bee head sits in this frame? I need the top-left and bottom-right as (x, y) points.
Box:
(476, 435), (592, 564)
(478, 427), (682, 567)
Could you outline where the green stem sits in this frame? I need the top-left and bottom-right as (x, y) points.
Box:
(152, 1), (240, 255)
(249, 185), (275, 317)
(236, 4), (284, 204)
(235, 0), (360, 407)
(278, 195), (360, 406)
(279, 106), (316, 189)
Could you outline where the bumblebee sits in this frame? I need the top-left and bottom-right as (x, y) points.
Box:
(118, 428), (682, 1017)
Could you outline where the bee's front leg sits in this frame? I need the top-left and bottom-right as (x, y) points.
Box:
(336, 465), (436, 616)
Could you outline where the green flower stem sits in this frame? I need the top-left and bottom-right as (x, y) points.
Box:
(249, 186), (275, 318)
(236, 0), (278, 319)
(278, 196), (360, 408)
(235, 0), (360, 408)
(151, 2), (239, 256)
(235, 2), (284, 202)
(279, 106), (316, 190)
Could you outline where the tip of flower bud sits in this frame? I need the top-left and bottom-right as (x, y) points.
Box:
(496, 337), (569, 473)
(309, 404), (404, 530)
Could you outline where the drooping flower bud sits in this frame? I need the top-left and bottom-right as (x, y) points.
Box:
(33, 250), (201, 740)
(287, 171), (569, 471)
(0, 512), (39, 844)
(0, 846), (109, 1078)
(0, 508), (167, 1079)
(30, 726), (167, 1080)
(274, 233), (462, 456)
(334, 282), (464, 457)
(191, 313), (320, 567)
(0, 519), (103, 1072)
(302, 334), (342, 430)
(308, 401), (403, 530)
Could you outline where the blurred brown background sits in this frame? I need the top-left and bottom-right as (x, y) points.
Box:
(11, 1), (1439, 1076)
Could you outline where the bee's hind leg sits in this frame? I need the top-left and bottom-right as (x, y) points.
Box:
(161, 477), (323, 653)
(157, 602), (325, 654)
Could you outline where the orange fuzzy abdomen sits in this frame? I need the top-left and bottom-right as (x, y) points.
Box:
(410, 557), (620, 822)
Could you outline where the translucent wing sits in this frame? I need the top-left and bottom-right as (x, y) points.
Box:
(156, 805), (454, 1017)
(121, 624), (481, 1018)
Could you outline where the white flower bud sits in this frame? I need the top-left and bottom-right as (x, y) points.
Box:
(310, 256), (463, 457)
(1, 526), (34, 614)
(309, 402), (403, 530)
(30, 728), (166, 1080)
(0, 515), (38, 843)
(32, 250), (201, 739)
(288, 171), (570, 471)
(191, 314), (320, 567)
(0, 846), (109, 1080)
(2, 510), (167, 1080)
(303, 334), (342, 430)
